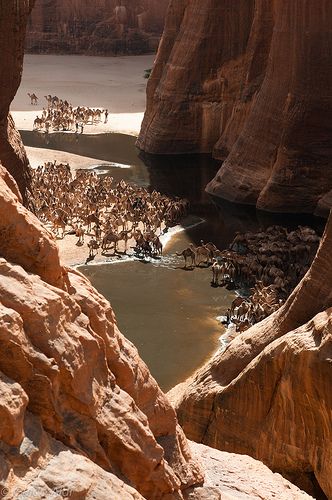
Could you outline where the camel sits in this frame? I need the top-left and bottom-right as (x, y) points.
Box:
(87, 238), (99, 257)
(211, 258), (224, 286)
(52, 216), (66, 239)
(75, 225), (85, 245)
(33, 117), (44, 130)
(28, 93), (38, 105)
(101, 230), (120, 253)
(118, 230), (132, 253)
(195, 245), (211, 267)
(176, 244), (196, 268)
(152, 235), (163, 256)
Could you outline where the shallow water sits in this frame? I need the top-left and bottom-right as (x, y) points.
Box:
(80, 230), (232, 392)
(23, 131), (326, 390)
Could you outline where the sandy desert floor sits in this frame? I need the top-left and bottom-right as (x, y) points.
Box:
(11, 53), (155, 136)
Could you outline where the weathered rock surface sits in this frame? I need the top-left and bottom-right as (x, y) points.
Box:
(0, 157), (312, 499)
(0, 1), (327, 498)
(170, 214), (332, 498)
(187, 442), (312, 500)
(0, 166), (205, 498)
(138, 0), (332, 215)
(26, 0), (169, 56)
(0, 2), (33, 206)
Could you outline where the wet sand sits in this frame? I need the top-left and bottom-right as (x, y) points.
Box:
(57, 215), (203, 267)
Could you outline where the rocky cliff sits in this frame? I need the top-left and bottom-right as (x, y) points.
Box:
(137, 0), (332, 216)
(0, 2), (314, 498)
(0, 1), (34, 207)
(170, 213), (332, 498)
(26, 0), (168, 55)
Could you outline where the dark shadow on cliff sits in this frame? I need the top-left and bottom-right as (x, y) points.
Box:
(140, 151), (326, 250)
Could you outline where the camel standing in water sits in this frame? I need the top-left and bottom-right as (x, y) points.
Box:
(176, 244), (196, 268)
(28, 93), (38, 105)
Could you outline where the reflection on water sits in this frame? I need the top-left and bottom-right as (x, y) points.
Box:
(80, 231), (232, 392)
(23, 131), (326, 389)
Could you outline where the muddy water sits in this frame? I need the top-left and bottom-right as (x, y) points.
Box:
(23, 131), (326, 390)
(80, 231), (232, 392)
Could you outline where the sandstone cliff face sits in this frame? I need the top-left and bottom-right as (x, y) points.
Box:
(0, 2), (34, 206)
(0, 2), (324, 498)
(26, 0), (168, 55)
(138, 0), (332, 215)
(171, 214), (332, 498)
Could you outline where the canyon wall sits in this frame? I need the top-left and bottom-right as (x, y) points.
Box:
(170, 213), (332, 498)
(26, 0), (169, 55)
(0, 2), (313, 498)
(137, 0), (332, 216)
(0, 1), (34, 206)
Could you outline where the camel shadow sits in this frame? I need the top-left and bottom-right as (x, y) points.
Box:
(85, 254), (96, 264)
(76, 241), (84, 247)
(175, 266), (195, 271)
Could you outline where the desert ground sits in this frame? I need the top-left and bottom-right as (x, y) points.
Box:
(11, 53), (155, 136)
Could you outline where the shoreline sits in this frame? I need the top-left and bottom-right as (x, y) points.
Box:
(15, 53), (232, 390)
(59, 216), (205, 268)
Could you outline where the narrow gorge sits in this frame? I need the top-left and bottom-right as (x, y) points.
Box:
(137, 0), (332, 216)
(0, 1), (331, 499)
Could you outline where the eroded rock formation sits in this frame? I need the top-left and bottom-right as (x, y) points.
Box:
(0, 1), (33, 206)
(26, 0), (169, 55)
(0, 144), (312, 500)
(138, 0), (332, 215)
(0, 1), (324, 498)
(170, 213), (332, 498)
(1, 3), (203, 498)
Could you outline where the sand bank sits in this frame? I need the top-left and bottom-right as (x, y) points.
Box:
(57, 216), (204, 268)
(26, 146), (103, 170)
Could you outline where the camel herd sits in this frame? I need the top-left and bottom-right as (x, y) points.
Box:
(30, 93), (108, 133)
(177, 225), (320, 332)
(31, 161), (189, 259)
(27, 91), (321, 338)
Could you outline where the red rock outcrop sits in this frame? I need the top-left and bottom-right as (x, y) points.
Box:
(170, 213), (332, 498)
(26, 0), (169, 56)
(138, 0), (332, 215)
(0, 147), (204, 497)
(1, 3), (204, 498)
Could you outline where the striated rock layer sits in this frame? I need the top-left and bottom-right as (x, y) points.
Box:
(137, 0), (332, 215)
(26, 0), (169, 56)
(170, 213), (332, 498)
